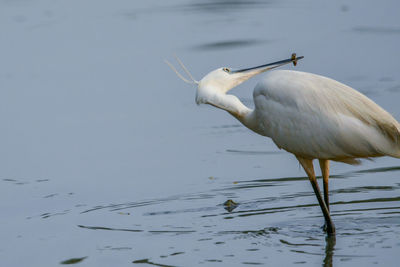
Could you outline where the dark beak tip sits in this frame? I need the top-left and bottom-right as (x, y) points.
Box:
(233, 54), (304, 73)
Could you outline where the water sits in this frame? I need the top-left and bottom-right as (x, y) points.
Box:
(0, 0), (399, 266)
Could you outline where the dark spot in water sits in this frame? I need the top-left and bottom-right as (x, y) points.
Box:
(198, 238), (213, 241)
(351, 165), (400, 175)
(121, 0), (275, 18)
(333, 185), (397, 194)
(346, 75), (368, 81)
(221, 202), (317, 219)
(81, 193), (216, 214)
(211, 124), (242, 129)
(78, 225), (143, 232)
(169, 252), (184, 256)
(145, 206), (218, 216)
(279, 239), (320, 247)
(40, 210), (69, 219)
(97, 246), (132, 252)
(132, 258), (176, 267)
(117, 212), (130, 215)
(226, 149), (283, 155)
(353, 26), (400, 34)
(192, 39), (267, 51)
(60, 256), (87, 265)
(218, 227), (278, 238)
(44, 193), (58, 198)
(379, 77), (394, 82)
(120, 11), (137, 20)
(340, 5), (349, 12)
(2, 178), (16, 182)
(332, 196), (400, 206)
(205, 259), (222, 262)
(178, 0), (274, 14)
(148, 230), (196, 235)
(2, 178), (30, 185)
(290, 249), (323, 256)
(110, 247), (132, 251)
(387, 85), (400, 93)
(13, 15), (27, 23)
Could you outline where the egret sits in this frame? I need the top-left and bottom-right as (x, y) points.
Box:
(166, 54), (400, 235)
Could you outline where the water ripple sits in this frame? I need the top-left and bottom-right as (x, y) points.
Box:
(191, 39), (267, 51)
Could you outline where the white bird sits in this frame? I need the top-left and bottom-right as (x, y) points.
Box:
(166, 54), (400, 235)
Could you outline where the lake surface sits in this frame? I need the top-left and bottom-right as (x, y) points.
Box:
(1, 0), (400, 266)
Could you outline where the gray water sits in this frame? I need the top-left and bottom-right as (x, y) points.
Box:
(1, 0), (400, 266)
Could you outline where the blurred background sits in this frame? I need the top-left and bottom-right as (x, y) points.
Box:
(0, 0), (399, 266)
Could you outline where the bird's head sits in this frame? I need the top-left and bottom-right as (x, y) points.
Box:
(165, 54), (303, 105)
(195, 66), (268, 105)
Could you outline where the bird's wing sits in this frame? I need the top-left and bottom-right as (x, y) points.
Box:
(253, 70), (400, 162)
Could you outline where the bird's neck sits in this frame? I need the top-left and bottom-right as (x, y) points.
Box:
(207, 93), (263, 135)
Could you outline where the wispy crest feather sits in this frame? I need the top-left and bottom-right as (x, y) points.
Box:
(165, 56), (198, 84)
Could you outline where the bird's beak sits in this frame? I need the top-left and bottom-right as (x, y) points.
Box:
(231, 54), (304, 75)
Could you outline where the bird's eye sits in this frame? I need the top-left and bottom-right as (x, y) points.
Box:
(223, 68), (230, 73)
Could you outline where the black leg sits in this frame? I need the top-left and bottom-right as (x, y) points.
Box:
(297, 157), (336, 235)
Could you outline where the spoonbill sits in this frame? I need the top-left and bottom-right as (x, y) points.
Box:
(166, 54), (400, 235)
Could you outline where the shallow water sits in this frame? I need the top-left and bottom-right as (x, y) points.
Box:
(0, 0), (400, 266)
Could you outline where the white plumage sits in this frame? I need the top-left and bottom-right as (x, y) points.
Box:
(167, 55), (400, 235)
(254, 70), (400, 164)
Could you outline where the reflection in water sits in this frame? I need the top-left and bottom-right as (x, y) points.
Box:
(77, 165), (400, 220)
(8, 163), (399, 265)
(65, 164), (400, 265)
(323, 236), (336, 267)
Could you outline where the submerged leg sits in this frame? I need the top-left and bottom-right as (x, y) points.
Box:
(319, 159), (330, 211)
(296, 156), (336, 235)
